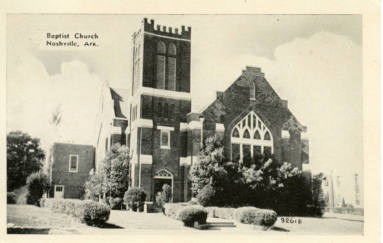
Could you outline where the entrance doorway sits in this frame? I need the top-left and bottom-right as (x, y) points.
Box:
(54, 185), (64, 198)
(154, 178), (172, 196)
(153, 169), (173, 202)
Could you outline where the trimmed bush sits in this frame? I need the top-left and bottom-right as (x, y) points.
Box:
(7, 192), (16, 204)
(109, 197), (124, 210)
(26, 172), (50, 206)
(82, 201), (111, 226)
(234, 207), (277, 228)
(177, 205), (208, 227)
(214, 207), (236, 219)
(163, 203), (189, 219)
(41, 198), (110, 226)
(197, 184), (216, 206)
(123, 187), (146, 211)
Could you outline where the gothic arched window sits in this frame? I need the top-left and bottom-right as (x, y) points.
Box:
(264, 131), (271, 140)
(156, 41), (166, 89)
(231, 111), (273, 163)
(243, 129), (250, 139)
(232, 128), (240, 138)
(167, 43), (177, 91)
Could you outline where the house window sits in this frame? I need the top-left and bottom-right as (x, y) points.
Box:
(160, 130), (170, 149)
(69, 155), (79, 173)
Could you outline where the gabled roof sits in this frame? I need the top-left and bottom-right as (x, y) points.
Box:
(110, 87), (129, 119)
(201, 66), (306, 132)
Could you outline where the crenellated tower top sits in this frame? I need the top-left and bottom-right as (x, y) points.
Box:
(140, 18), (191, 40)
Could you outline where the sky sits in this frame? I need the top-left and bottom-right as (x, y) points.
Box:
(6, 14), (362, 181)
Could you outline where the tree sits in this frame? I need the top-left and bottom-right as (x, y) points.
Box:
(189, 136), (226, 197)
(84, 143), (130, 201)
(7, 131), (45, 191)
(103, 144), (130, 198)
(84, 171), (107, 200)
(26, 171), (50, 206)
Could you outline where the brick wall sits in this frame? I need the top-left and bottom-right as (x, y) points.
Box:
(202, 67), (305, 168)
(142, 35), (190, 93)
(50, 143), (95, 199)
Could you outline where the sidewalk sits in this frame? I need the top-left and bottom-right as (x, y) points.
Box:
(323, 212), (364, 222)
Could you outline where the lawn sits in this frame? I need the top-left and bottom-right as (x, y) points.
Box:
(7, 204), (363, 234)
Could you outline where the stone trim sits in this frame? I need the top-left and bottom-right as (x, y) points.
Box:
(180, 156), (191, 166)
(144, 31), (191, 42)
(188, 120), (202, 130)
(133, 87), (191, 101)
(140, 154), (153, 165)
(157, 125), (175, 131)
(180, 122), (188, 131)
(281, 130), (290, 139)
(215, 123), (225, 132)
(111, 126), (122, 134)
(132, 118), (153, 129)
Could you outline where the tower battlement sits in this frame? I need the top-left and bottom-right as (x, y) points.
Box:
(142, 18), (191, 40)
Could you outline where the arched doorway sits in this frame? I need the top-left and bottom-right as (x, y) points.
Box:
(153, 169), (173, 202)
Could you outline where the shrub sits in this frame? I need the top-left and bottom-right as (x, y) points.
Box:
(155, 184), (172, 210)
(214, 207), (236, 219)
(26, 172), (50, 206)
(109, 197), (124, 210)
(41, 198), (110, 226)
(177, 205), (208, 227)
(82, 201), (111, 226)
(7, 192), (16, 204)
(123, 187), (146, 211)
(234, 207), (277, 228)
(163, 203), (188, 219)
(188, 197), (200, 205)
(197, 184), (216, 206)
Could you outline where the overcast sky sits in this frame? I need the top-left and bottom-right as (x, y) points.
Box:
(7, 14), (362, 179)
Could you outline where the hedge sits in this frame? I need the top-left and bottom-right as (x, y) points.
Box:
(234, 207), (277, 228)
(40, 198), (110, 226)
(177, 205), (208, 227)
(7, 192), (17, 204)
(163, 203), (189, 219)
(214, 207), (236, 219)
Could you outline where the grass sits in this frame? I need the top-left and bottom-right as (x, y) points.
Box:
(7, 204), (363, 234)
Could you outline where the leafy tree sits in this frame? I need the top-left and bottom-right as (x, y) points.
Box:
(103, 144), (130, 198)
(189, 136), (226, 197)
(26, 171), (50, 206)
(7, 131), (45, 191)
(310, 173), (326, 216)
(84, 144), (130, 200)
(84, 170), (107, 200)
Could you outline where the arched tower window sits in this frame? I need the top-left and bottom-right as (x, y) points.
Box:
(167, 43), (177, 91)
(156, 41), (166, 89)
(230, 111), (273, 163)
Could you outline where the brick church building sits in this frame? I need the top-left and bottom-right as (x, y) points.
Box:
(49, 18), (309, 201)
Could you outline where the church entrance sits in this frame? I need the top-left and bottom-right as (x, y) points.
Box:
(153, 169), (173, 202)
(154, 178), (172, 196)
